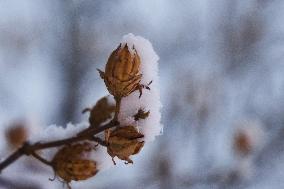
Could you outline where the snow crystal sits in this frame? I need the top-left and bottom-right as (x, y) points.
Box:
(118, 33), (163, 142)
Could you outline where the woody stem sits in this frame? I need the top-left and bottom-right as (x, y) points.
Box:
(114, 97), (121, 122)
(31, 152), (53, 166)
(0, 120), (118, 173)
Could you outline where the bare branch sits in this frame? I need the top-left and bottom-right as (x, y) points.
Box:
(0, 120), (118, 173)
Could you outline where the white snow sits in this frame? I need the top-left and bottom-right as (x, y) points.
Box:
(118, 33), (163, 142)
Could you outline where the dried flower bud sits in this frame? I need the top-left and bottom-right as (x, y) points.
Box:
(5, 123), (28, 149)
(106, 125), (144, 164)
(52, 142), (98, 184)
(234, 131), (252, 156)
(83, 96), (115, 127)
(134, 108), (150, 121)
(98, 43), (142, 98)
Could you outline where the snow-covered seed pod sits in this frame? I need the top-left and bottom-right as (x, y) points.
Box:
(98, 43), (142, 99)
(52, 142), (98, 184)
(106, 125), (144, 164)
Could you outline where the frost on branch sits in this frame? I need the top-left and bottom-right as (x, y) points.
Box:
(0, 33), (162, 189)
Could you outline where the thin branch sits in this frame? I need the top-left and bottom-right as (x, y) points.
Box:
(113, 97), (121, 122)
(31, 152), (53, 167)
(91, 136), (108, 146)
(77, 120), (118, 137)
(0, 146), (25, 173)
(32, 121), (116, 151)
(0, 120), (118, 173)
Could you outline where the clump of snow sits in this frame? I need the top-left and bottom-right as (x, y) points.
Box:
(92, 145), (114, 170)
(30, 122), (89, 160)
(31, 122), (89, 143)
(118, 33), (163, 142)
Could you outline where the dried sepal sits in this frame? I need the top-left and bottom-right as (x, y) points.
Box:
(98, 43), (144, 98)
(106, 126), (144, 164)
(83, 96), (115, 127)
(52, 142), (98, 185)
(134, 108), (150, 121)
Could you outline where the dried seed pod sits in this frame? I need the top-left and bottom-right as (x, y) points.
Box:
(234, 131), (252, 156)
(98, 44), (142, 98)
(52, 142), (98, 184)
(5, 123), (28, 149)
(106, 126), (144, 164)
(83, 96), (115, 127)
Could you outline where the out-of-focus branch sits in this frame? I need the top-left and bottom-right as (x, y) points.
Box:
(59, 0), (94, 124)
(0, 176), (41, 189)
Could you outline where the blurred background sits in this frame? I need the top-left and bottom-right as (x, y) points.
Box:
(1, 0), (284, 188)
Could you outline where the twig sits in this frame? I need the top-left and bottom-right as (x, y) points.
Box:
(91, 136), (108, 146)
(0, 120), (118, 173)
(113, 97), (121, 122)
(0, 145), (25, 172)
(31, 152), (53, 166)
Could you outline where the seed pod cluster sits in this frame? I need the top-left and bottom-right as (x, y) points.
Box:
(98, 44), (142, 99)
(52, 142), (98, 184)
(106, 125), (144, 164)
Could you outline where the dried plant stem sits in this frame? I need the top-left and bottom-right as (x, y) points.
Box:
(31, 152), (52, 166)
(113, 97), (121, 122)
(0, 119), (118, 173)
(0, 146), (25, 172)
(0, 70), (123, 174)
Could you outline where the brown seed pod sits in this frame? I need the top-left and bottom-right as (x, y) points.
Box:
(98, 44), (143, 98)
(106, 125), (144, 164)
(234, 131), (252, 156)
(52, 142), (98, 184)
(5, 123), (28, 149)
(82, 96), (115, 127)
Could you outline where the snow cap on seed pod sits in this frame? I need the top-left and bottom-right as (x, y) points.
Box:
(117, 33), (163, 142)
